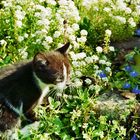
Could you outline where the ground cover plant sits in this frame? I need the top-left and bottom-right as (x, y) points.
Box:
(0, 0), (140, 139)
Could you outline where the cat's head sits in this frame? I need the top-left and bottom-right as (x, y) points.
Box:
(33, 43), (70, 90)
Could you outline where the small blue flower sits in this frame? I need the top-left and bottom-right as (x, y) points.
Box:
(135, 29), (140, 36)
(123, 83), (131, 89)
(130, 71), (139, 77)
(132, 85), (140, 94)
(99, 72), (107, 78)
(125, 65), (132, 72)
(131, 133), (138, 140)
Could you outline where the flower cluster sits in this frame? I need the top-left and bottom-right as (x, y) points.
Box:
(0, 0), (84, 62)
(123, 65), (140, 94)
(80, 0), (140, 45)
(69, 29), (115, 91)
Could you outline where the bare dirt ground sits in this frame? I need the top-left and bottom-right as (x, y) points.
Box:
(112, 37), (140, 49)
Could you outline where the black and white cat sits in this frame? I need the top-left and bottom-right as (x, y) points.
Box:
(0, 42), (70, 132)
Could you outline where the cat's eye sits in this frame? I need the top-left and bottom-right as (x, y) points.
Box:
(40, 60), (49, 65)
(37, 60), (49, 70)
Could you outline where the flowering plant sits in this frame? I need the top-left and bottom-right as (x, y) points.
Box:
(0, 0), (83, 66)
(70, 29), (116, 95)
(76, 0), (140, 46)
(0, 0), (140, 139)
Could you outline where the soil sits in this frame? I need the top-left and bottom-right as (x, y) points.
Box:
(111, 36), (140, 50)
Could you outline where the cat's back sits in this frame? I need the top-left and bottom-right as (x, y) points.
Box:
(0, 60), (31, 80)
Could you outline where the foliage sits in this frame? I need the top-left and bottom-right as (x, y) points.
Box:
(0, 0), (82, 66)
(18, 88), (131, 140)
(75, 0), (140, 46)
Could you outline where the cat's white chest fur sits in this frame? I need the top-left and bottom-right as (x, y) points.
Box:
(38, 86), (49, 104)
(33, 63), (67, 104)
(57, 63), (67, 90)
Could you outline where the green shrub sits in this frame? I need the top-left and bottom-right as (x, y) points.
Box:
(75, 0), (140, 46)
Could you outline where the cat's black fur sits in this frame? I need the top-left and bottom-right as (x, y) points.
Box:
(0, 43), (70, 132)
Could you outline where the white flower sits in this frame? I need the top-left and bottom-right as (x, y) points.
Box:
(128, 18), (136, 27)
(53, 31), (61, 38)
(73, 41), (80, 48)
(117, 1), (126, 10)
(72, 23), (79, 31)
(70, 52), (77, 60)
(34, 12), (41, 18)
(103, 7), (111, 12)
(85, 57), (93, 63)
(18, 36), (24, 42)
(105, 67), (111, 72)
(115, 16), (126, 24)
(2, 1), (12, 7)
(105, 29), (112, 36)
(43, 7), (52, 17)
(72, 61), (79, 67)
(80, 29), (88, 36)
(109, 46), (115, 51)
(94, 65), (99, 70)
(99, 59), (106, 64)
(0, 39), (7, 46)
(35, 29), (48, 35)
(96, 46), (103, 53)
(36, 4), (46, 11)
(130, 21), (136, 27)
(42, 42), (51, 49)
(18, 47), (28, 59)
(15, 10), (26, 20)
(136, 5), (140, 15)
(69, 35), (76, 41)
(83, 133), (91, 140)
(125, 7), (132, 14)
(85, 78), (92, 85)
(94, 6), (99, 11)
(77, 36), (87, 43)
(37, 19), (50, 26)
(58, 0), (68, 5)
(92, 55), (99, 62)
(36, 39), (41, 43)
(82, 0), (92, 9)
(66, 27), (74, 34)
(24, 33), (28, 38)
(45, 36), (53, 44)
(79, 61), (86, 66)
(47, 0), (56, 5)
(70, 52), (76, 60)
(106, 62), (111, 66)
(76, 52), (86, 59)
(74, 78), (82, 87)
(82, 123), (88, 129)
(89, 85), (95, 90)
(15, 20), (22, 28)
(57, 43), (64, 48)
(39, 0), (45, 2)
(75, 71), (82, 77)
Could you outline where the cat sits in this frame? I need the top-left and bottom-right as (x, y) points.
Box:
(0, 42), (70, 132)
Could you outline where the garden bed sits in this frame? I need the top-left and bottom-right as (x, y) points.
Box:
(1, 0), (140, 139)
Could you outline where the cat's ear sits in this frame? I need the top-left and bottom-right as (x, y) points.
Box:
(33, 52), (46, 61)
(56, 42), (70, 54)
(33, 52), (47, 65)
(33, 52), (48, 70)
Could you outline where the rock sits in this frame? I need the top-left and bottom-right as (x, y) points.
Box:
(93, 92), (137, 119)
